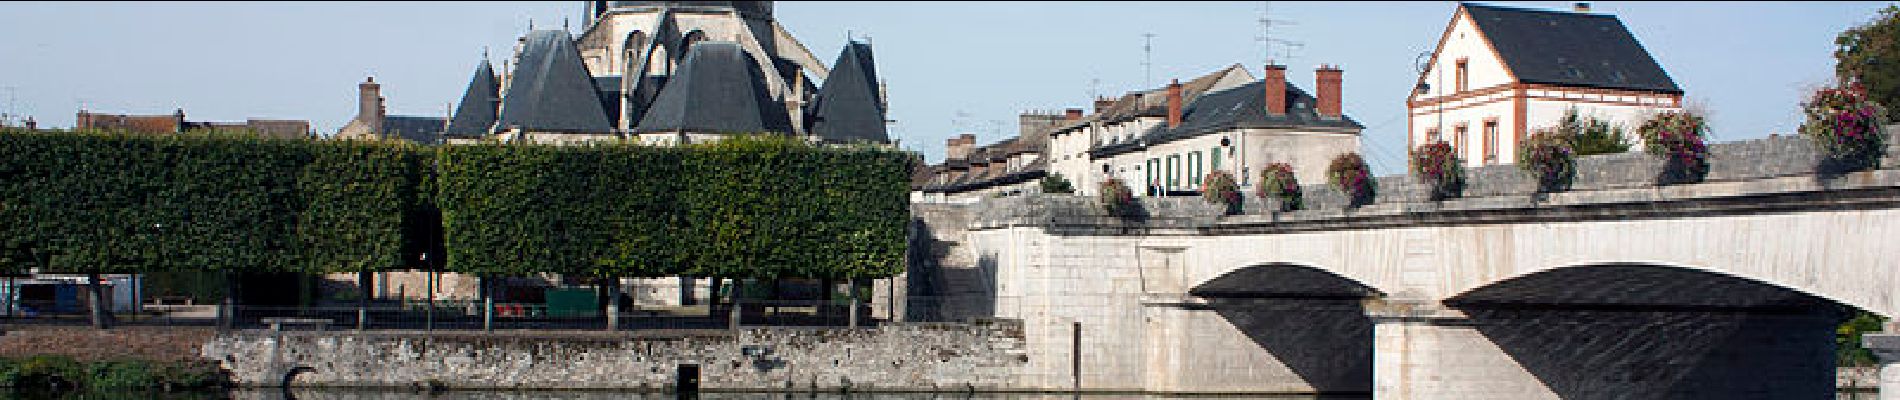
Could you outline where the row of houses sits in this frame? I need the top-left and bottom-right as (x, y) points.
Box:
(915, 2), (1685, 202)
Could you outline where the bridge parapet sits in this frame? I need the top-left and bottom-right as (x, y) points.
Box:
(963, 125), (1900, 234)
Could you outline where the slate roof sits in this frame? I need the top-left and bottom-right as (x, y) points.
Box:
(635, 41), (793, 134)
(806, 41), (889, 143)
(495, 30), (615, 133)
(1462, 2), (1681, 94)
(383, 115), (446, 145)
(445, 59), (500, 137)
(1091, 79), (1364, 158)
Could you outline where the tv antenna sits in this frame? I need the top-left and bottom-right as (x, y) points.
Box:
(1255, 1), (1304, 64)
(1088, 78), (1102, 101)
(1142, 33), (1157, 88)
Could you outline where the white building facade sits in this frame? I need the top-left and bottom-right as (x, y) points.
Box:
(1408, 2), (1683, 167)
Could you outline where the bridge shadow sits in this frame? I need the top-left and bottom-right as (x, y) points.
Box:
(1447, 263), (1844, 399)
(1189, 263), (1381, 393)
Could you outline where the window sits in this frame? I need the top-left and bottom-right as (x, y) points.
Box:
(1189, 151), (1203, 186)
(1167, 155), (1181, 189)
(1426, 128), (1442, 144)
(1455, 58), (1469, 93)
(1453, 123), (1469, 160)
(1483, 119), (1500, 164)
(1146, 158), (1160, 192)
(1210, 147), (1222, 172)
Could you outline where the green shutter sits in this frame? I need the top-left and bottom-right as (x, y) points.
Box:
(1211, 147), (1221, 171)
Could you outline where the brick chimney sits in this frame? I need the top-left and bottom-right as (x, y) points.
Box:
(1064, 108), (1084, 121)
(358, 76), (385, 133)
(946, 133), (976, 160)
(1166, 79), (1183, 128)
(1264, 64), (1287, 115)
(1094, 97), (1115, 114)
(1573, 2), (1591, 12)
(1315, 65), (1343, 119)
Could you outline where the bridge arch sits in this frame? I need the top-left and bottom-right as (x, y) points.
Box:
(1445, 261), (1857, 313)
(1189, 262), (1385, 300)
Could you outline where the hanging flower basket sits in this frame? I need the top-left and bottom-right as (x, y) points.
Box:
(1257, 162), (1302, 212)
(1800, 84), (1890, 173)
(1200, 170), (1241, 215)
(1327, 153), (1375, 207)
(1409, 141), (1465, 200)
(1098, 178), (1137, 218)
(1516, 129), (1577, 192)
(1637, 111), (1711, 184)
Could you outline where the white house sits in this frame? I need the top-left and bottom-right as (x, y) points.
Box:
(1408, 2), (1683, 167)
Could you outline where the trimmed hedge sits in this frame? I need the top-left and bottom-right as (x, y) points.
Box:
(437, 135), (913, 280)
(0, 128), (430, 274)
(2, 130), (912, 280)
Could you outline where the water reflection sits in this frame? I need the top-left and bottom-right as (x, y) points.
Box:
(0, 390), (1879, 400)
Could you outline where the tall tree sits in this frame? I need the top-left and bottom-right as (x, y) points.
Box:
(1555, 108), (1632, 156)
(1836, 5), (1900, 121)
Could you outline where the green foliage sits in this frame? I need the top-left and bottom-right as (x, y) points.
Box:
(1552, 108), (1632, 156)
(1838, 310), (1888, 367)
(1327, 153), (1375, 207)
(1409, 141), (1465, 200)
(1516, 129), (1578, 192)
(1199, 170), (1240, 214)
(679, 135), (913, 280)
(437, 134), (913, 280)
(1039, 173), (1075, 194)
(0, 128), (426, 275)
(1836, 5), (1900, 122)
(0, 356), (220, 390)
(1800, 84), (1890, 169)
(1257, 162), (1302, 211)
(1098, 178), (1137, 217)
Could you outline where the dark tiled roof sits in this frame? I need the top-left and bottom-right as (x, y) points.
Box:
(496, 30), (615, 133)
(807, 41), (889, 143)
(635, 41), (793, 134)
(1091, 79), (1364, 158)
(1462, 2), (1681, 94)
(593, 76), (624, 127)
(445, 59), (500, 137)
(383, 115), (446, 145)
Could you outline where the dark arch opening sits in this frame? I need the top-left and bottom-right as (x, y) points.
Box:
(1188, 263), (1378, 394)
(1446, 263), (1847, 399)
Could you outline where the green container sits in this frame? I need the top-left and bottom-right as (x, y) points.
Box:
(544, 288), (598, 317)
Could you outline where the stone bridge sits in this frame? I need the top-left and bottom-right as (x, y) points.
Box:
(906, 130), (1900, 399)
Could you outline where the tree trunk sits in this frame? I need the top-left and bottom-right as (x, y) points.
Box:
(87, 273), (111, 329)
(708, 277), (724, 307)
(425, 270), (436, 332)
(219, 271), (236, 331)
(481, 277), (494, 333)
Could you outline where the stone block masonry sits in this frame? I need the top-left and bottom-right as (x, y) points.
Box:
(201, 320), (1027, 391)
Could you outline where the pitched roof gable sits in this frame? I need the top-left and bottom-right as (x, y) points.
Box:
(1461, 2), (1682, 93)
(495, 30), (615, 133)
(445, 59), (500, 137)
(635, 41), (793, 134)
(806, 41), (889, 143)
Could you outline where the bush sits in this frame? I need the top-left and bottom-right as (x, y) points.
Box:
(1835, 5), (1900, 122)
(1327, 153), (1375, 207)
(1800, 84), (1889, 171)
(1257, 163), (1303, 211)
(1636, 111), (1711, 184)
(1555, 108), (1632, 156)
(1200, 170), (1240, 214)
(1039, 173), (1075, 194)
(1517, 129), (1578, 192)
(1409, 141), (1465, 200)
(1098, 178), (1137, 217)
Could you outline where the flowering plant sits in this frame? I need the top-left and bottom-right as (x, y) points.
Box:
(1099, 178), (1137, 217)
(1799, 84), (1889, 170)
(1257, 163), (1302, 211)
(1327, 153), (1375, 207)
(1517, 129), (1577, 192)
(1636, 111), (1710, 184)
(1200, 170), (1241, 214)
(1409, 141), (1465, 200)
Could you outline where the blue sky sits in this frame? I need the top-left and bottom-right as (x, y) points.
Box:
(0, 1), (1889, 174)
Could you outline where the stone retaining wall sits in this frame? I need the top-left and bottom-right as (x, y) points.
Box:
(201, 320), (1026, 391)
